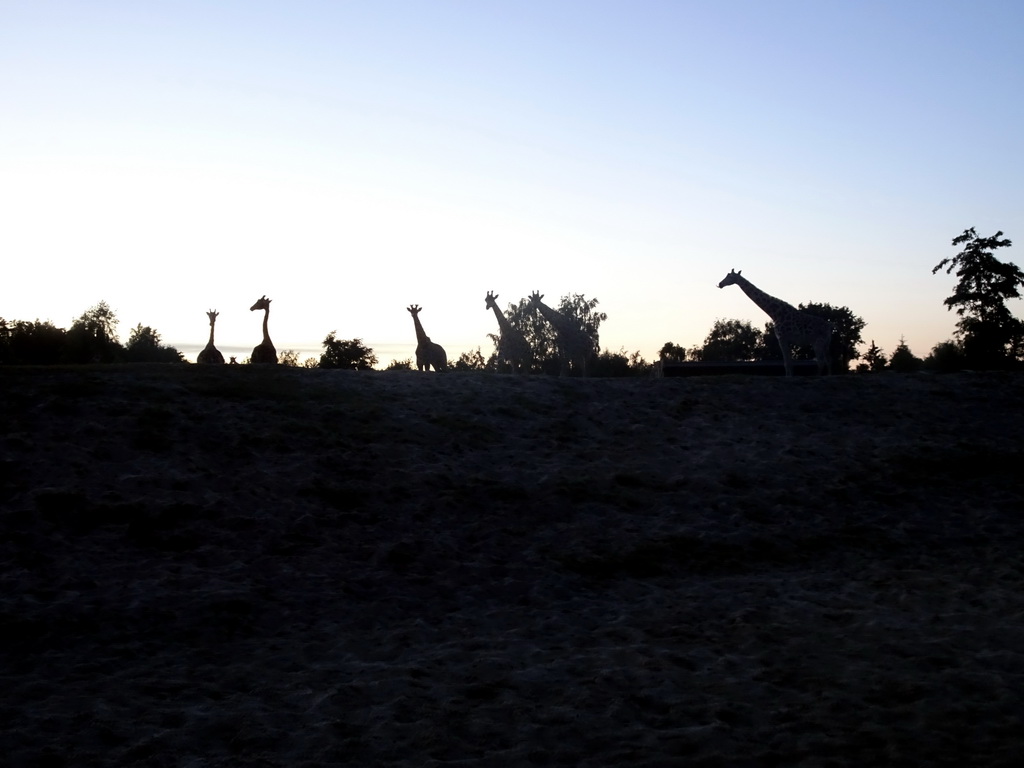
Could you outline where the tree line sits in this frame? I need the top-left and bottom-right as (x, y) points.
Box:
(4, 227), (1021, 373)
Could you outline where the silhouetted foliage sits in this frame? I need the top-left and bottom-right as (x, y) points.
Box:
(691, 318), (765, 362)
(923, 341), (967, 373)
(65, 301), (123, 363)
(933, 228), (1023, 369)
(278, 349), (300, 367)
(888, 336), (922, 373)
(385, 358), (413, 371)
(658, 342), (687, 362)
(762, 303), (864, 372)
(861, 340), (888, 372)
(0, 318), (67, 364)
(452, 348), (489, 371)
(319, 333), (378, 370)
(591, 349), (650, 377)
(503, 293), (606, 375)
(124, 324), (184, 363)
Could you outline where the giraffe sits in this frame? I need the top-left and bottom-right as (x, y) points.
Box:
(717, 269), (832, 376)
(196, 309), (225, 365)
(249, 295), (278, 365)
(485, 291), (533, 374)
(527, 291), (596, 377)
(406, 304), (448, 371)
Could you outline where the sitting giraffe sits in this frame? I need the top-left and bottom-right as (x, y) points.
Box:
(717, 269), (832, 375)
(528, 291), (596, 377)
(249, 295), (278, 365)
(197, 310), (225, 365)
(406, 304), (448, 371)
(485, 291), (533, 374)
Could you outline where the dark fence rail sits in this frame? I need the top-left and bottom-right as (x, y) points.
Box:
(654, 360), (822, 377)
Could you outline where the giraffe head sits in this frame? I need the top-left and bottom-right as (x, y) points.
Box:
(406, 304), (422, 317)
(527, 291), (544, 308)
(484, 291), (500, 310)
(250, 295), (272, 312)
(718, 269), (742, 289)
(206, 309), (219, 326)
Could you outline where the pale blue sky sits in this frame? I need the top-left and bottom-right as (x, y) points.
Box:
(2, 1), (1022, 365)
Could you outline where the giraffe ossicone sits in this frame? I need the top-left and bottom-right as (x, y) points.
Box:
(718, 269), (832, 376)
(407, 304), (448, 372)
(485, 291), (533, 374)
(197, 309), (225, 365)
(249, 295), (278, 365)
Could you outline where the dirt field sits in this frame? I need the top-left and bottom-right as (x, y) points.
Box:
(2, 365), (1023, 766)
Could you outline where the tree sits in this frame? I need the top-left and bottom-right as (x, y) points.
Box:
(65, 301), (123, 363)
(888, 336), (922, 373)
(923, 340), (966, 373)
(658, 342), (686, 362)
(318, 333), (378, 370)
(124, 324), (185, 363)
(0, 319), (66, 364)
(763, 303), (865, 372)
(502, 293), (605, 375)
(932, 228), (1023, 369)
(861, 340), (888, 372)
(591, 348), (650, 377)
(800, 302), (865, 372)
(692, 318), (765, 362)
(453, 347), (489, 371)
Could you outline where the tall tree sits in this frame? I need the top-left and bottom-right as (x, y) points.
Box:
(932, 228), (1023, 369)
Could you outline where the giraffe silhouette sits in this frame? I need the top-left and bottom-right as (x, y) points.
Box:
(197, 309), (225, 365)
(528, 291), (596, 377)
(718, 269), (832, 375)
(485, 291), (533, 374)
(249, 295), (278, 365)
(406, 304), (448, 371)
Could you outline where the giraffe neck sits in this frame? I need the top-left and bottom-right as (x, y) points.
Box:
(535, 300), (571, 333)
(207, 322), (216, 347)
(411, 315), (429, 343)
(490, 303), (514, 333)
(734, 275), (795, 321)
(262, 308), (272, 344)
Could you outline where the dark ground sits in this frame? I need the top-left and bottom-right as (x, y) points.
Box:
(2, 365), (1023, 766)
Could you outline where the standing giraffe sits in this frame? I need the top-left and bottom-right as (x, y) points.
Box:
(527, 291), (596, 377)
(717, 269), (832, 375)
(249, 295), (278, 365)
(197, 309), (225, 365)
(485, 291), (533, 374)
(406, 304), (448, 371)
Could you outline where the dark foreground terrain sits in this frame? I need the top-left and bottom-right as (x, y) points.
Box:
(2, 365), (1023, 766)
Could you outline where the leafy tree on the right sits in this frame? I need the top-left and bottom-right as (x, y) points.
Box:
(932, 228), (1024, 369)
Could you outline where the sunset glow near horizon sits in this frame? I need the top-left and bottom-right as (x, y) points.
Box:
(2, 1), (1023, 367)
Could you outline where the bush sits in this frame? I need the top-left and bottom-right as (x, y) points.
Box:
(319, 333), (378, 370)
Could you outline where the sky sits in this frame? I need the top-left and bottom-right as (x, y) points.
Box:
(2, 0), (1023, 366)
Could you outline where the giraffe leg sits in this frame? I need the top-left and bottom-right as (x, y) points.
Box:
(815, 341), (831, 375)
(780, 345), (793, 377)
